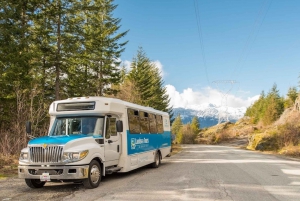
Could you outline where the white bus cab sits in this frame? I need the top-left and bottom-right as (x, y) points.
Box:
(18, 97), (171, 189)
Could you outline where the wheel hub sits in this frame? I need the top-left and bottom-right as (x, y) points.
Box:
(90, 165), (100, 184)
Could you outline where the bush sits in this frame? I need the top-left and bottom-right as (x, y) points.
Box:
(177, 124), (197, 144)
(278, 123), (300, 147)
(279, 145), (300, 157)
(247, 131), (279, 151)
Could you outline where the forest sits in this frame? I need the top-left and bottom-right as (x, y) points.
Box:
(0, 0), (171, 155)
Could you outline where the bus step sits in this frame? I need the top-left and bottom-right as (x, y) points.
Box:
(105, 166), (122, 174)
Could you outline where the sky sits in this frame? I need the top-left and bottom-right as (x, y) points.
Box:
(113, 0), (300, 109)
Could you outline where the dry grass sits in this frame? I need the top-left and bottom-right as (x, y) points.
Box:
(197, 120), (254, 145)
(279, 145), (300, 158)
(171, 143), (182, 155)
(0, 154), (19, 178)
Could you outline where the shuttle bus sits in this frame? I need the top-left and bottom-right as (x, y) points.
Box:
(18, 97), (171, 189)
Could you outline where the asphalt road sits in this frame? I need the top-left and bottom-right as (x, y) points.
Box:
(2, 145), (300, 201)
(62, 144), (300, 201)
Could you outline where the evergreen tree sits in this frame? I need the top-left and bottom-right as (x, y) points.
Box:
(191, 116), (200, 134)
(126, 47), (172, 116)
(127, 47), (153, 105)
(284, 86), (298, 109)
(73, 0), (128, 97)
(245, 90), (266, 123)
(0, 0), (35, 126)
(262, 84), (284, 125)
(287, 86), (298, 103)
(171, 115), (183, 135)
(0, 0), (129, 154)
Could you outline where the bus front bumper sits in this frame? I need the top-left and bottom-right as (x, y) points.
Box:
(18, 165), (89, 180)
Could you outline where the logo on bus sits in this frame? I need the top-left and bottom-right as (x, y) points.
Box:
(131, 138), (149, 149)
(131, 138), (136, 149)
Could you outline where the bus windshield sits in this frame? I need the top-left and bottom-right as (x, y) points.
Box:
(50, 116), (104, 137)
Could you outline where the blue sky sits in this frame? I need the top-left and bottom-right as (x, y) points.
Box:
(114, 0), (300, 109)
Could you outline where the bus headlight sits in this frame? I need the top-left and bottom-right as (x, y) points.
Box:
(19, 152), (29, 161)
(63, 150), (89, 162)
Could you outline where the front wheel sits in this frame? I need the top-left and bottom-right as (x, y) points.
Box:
(83, 160), (101, 189)
(25, 179), (46, 188)
(151, 151), (161, 168)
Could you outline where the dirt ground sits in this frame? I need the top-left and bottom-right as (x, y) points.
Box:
(0, 177), (84, 201)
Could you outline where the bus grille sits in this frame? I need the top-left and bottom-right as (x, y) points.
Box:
(29, 146), (63, 163)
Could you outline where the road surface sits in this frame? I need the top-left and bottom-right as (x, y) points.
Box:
(1, 144), (300, 201)
(65, 144), (300, 201)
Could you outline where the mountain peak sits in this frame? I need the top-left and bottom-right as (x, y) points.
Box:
(173, 104), (246, 128)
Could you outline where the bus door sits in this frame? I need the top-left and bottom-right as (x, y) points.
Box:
(104, 116), (121, 165)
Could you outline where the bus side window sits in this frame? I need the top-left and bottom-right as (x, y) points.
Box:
(157, 115), (163, 134)
(149, 113), (157, 134)
(128, 109), (140, 134)
(139, 111), (149, 133)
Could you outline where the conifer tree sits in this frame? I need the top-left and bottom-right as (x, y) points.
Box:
(171, 115), (183, 135)
(126, 47), (172, 116)
(262, 84), (284, 125)
(127, 47), (153, 105)
(191, 116), (200, 134)
(284, 86), (298, 109)
(72, 0), (128, 96)
(287, 86), (298, 103)
(245, 91), (266, 123)
(0, 0), (35, 128)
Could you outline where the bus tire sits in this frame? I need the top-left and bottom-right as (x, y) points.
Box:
(151, 151), (161, 168)
(83, 160), (101, 189)
(25, 179), (46, 188)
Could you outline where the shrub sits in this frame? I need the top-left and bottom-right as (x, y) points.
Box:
(278, 123), (300, 147)
(247, 131), (279, 151)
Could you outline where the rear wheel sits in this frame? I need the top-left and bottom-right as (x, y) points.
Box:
(25, 179), (46, 188)
(83, 160), (101, 189)
(151, 151), (161, 168)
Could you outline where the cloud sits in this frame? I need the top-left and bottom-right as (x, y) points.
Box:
(151, 60), (165, 77)
(166, 85), (259, 109)
(122, 60), (132, 72)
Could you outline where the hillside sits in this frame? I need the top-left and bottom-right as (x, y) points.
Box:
(196, 117), (254, 147)
(197, 98), (300, 157)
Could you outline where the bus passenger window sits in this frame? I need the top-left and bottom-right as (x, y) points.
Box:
(149, 113), (157, 134)
(157, 115), (163, 134)
(128, 109), (140, 134)
(139, 111), (149, 133)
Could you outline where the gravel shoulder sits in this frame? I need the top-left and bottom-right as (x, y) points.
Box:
(0, 177), (82, 201)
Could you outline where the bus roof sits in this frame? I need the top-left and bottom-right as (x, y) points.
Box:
(49, 96), (169, 117)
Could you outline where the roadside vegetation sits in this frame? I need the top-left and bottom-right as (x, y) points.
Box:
(172, 83), (300, 158)
(172, 115), (200, 144)
(0, 155), (18, 178)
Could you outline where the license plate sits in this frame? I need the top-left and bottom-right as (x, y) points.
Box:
(40, 173), (51, 181)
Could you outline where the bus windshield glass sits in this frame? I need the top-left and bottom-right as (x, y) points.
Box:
(50, 117), (104, 137)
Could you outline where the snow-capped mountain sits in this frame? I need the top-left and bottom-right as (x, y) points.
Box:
(172, 103), (246, 128)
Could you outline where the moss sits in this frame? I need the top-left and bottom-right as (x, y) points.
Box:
(247, 133), (263, 150)
(247, 132), (279, 151)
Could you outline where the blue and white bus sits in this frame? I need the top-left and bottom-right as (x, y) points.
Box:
(18, 97), (171, 189)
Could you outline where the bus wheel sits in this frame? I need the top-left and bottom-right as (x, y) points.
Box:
(83, 160), (101, 189)
(151, 151), (161, 168)
(25, 179), (46, 188)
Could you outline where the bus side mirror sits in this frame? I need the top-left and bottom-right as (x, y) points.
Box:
(26, 121), (32, 134)
(116, 120), (123, 132)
